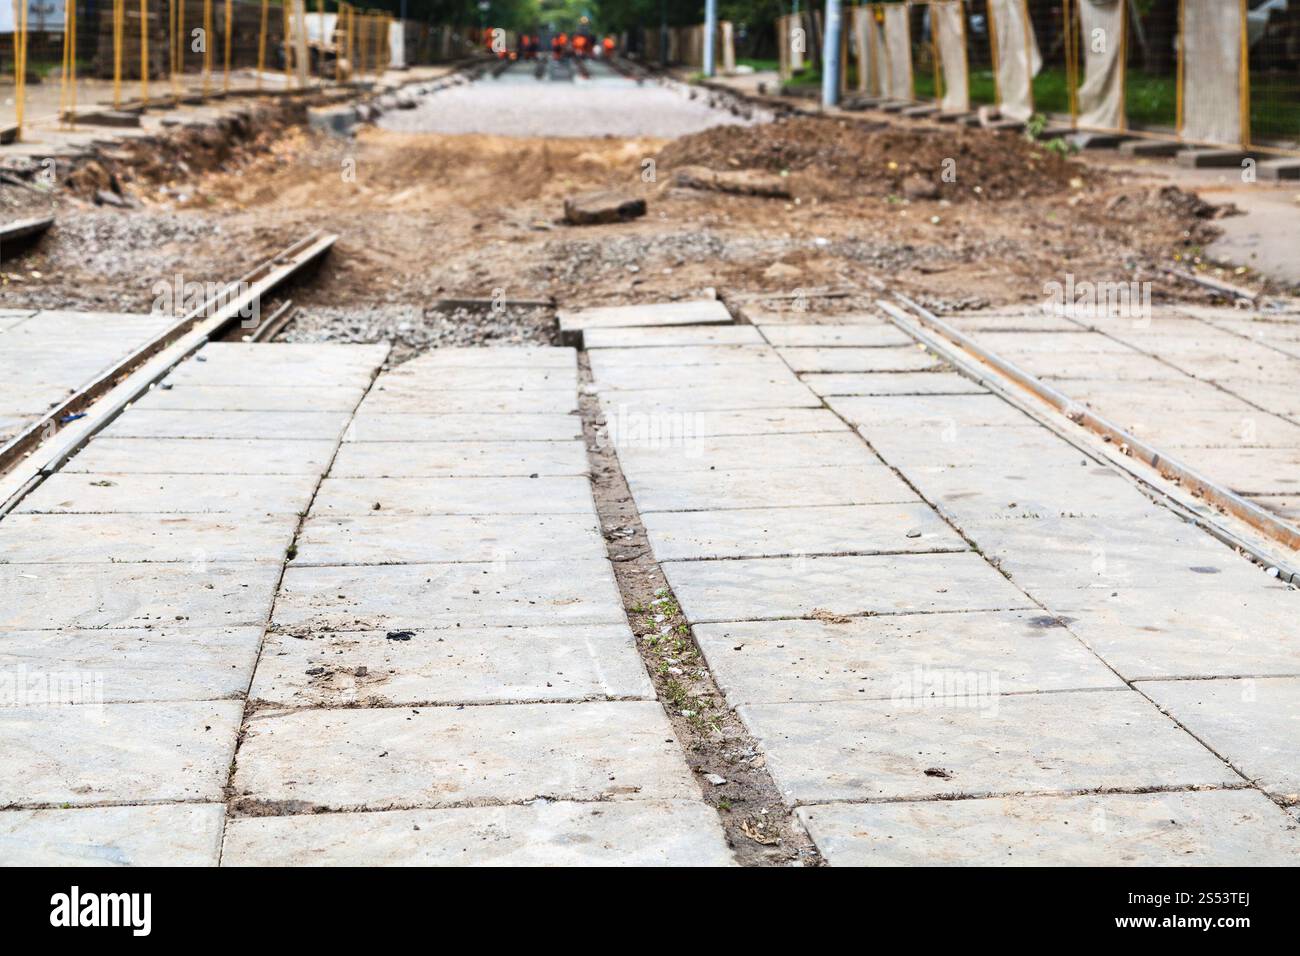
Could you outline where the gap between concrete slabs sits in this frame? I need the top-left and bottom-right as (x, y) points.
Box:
(578, 351), (822, 866)
(216, 345), (392, 857)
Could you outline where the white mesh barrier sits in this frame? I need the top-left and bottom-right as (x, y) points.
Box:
(858, 6), (886, 95)
(932, 0), (969, 113)
(852, 7), (875, 93)
(1181, 0), (1245, 147)
(880, 2), (913, 101)
(989, 0), (1041, 122)
(1077, 0), (1125, 130)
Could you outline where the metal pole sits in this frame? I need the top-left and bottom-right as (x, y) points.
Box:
(703, 0), (717, 76)
(821, 0), (841, 107)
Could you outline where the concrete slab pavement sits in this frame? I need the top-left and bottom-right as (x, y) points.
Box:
(586, 304), (1297, 865)
(798, 789), (1300, 866)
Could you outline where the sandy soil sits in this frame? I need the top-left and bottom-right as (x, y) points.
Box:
(0, 76), (1253, 345)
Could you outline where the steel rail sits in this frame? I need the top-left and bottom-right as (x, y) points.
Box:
(0, 231), (337, 514)
(875, 294), (1300, 580)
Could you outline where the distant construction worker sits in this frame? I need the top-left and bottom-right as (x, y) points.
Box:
(602, 35), (614, 58)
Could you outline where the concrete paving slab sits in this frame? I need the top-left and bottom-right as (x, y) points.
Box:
(695, 611), (1122, 706)
(1141, 677), (1300, 805)
(231, 701), (698, 811)
(0, 513), (298, 564)
(1162, 446), (1300, 496)
(778, 347), (945, 373)
(1034, 586), (1300, 680)
(1007, 351), (1187, 381)
(294, 513), (607, 565)
(971, 331), (1136, 354)
(663, 552), (1036, 623)
(344, 412), (582, 443)
(558, 299), (732, 333)
(164, 347), (386, 389)
(401, 346), (576, 369)
(0, 563), (281, 630)
(14, 473), (319, 514)
(627, 464), (920, 512)
(0, 804), (226, 866)
(311, 475), (595, 517)
(222, 799), (734, 866)
(65, 437), (339, 475)
(0, 700), (244, 806)
(329, 439), (589, 478)
(357, 386), (578, 416)
(1045, 377), (1259, 411)
(828, 394), (1040, 430)
(797, 789), (1300, 866)
(939, 311), (1082, 333)
(615, 432), (881, 473)
(131, 385), (366, 413)
(603, 406), (843, 441)
(374, 366), (578, 392)
(192, 342), (389, 370)
(956, 514), (1263, 592)
(589, 345), (780, 369)
(1079, 405), (1300, 449)
(0, 626), (261, 704)
(740, 689), (1239, 804)
(759, 324), (912, 348)
(250, 623), (652, 707)
(594, 383), (821, 411)
(743, 310), (888, 326)
(584, 325), (763, 348)
(642, 503), (965, 560)
(916, 462), (1157, 523)
(862, 421), (1088, 471)
(588, 363), (802, 392)
(102, 409), (353, 441)
(799, 371), (985, 396)
(0, 414), (40, 443)
(273, 560), (626, 630)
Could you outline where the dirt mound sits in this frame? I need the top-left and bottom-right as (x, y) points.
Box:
(656, 116), (1090, 202)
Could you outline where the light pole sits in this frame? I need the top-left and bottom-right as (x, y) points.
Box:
(703, 0), (717, 76)
(821, 0), (841, 108)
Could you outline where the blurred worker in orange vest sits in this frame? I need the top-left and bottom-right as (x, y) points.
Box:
(602, 36), (614, 58)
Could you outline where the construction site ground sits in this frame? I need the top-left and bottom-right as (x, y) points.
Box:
(0, 60), (1297, 867)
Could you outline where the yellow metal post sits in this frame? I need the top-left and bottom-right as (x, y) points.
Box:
(178, 0), (185, 102)
(358, 10), (367, 79)
(60, 0), (77, 126)
(141, 0), (149, 107)
(224, 0), (232, 93)
(112, 0), (124, 108)
(13, 0), (28, 138)
(203, 0), (212, 95)
(257, 0), (268, 89)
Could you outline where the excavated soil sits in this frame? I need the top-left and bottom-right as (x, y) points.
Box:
(656, 117), (1087, 201)
(0, 88), (1254, 337)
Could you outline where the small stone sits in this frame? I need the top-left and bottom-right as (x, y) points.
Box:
(902, 175), (940, 200)
(563, 190), (647, 225)
(703, 772), (727, 786)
